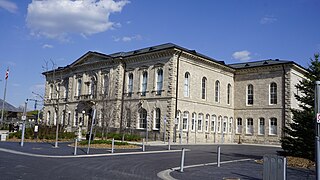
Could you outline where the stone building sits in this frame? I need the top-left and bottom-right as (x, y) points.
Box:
(42, 43), (307, 144)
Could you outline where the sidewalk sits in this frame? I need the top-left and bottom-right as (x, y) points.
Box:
(168, 160), (315, 180)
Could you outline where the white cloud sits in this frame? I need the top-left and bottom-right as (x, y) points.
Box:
(260, 16), (277, 24)
(42, 44), (53, 49)
(113, 35), (142, 42)
(232, 50), (251, 61)
(0, 0), (18, 13)
(26, 0), (129, 40)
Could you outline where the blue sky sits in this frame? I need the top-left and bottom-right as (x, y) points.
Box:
(0, 0), (319, 108)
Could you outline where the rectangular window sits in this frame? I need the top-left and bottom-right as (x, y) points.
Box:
(229, 118), (233, 133)
(154, 109), (161, 129)
(236, 118), (242, 134)
(141, 72), (148, 96)
(246, 118), (253, 134)
(270, 118), (277, 135)
(156, 69), (163, 95)
(259, 118), (265, 135)
(175, 112), (180, 130)
(270, 83), (277, 105)
(126, 109), (131, 128)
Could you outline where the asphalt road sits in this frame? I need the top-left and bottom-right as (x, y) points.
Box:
(0, 143), (314, 180)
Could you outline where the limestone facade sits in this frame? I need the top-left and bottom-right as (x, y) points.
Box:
(43, 43), (307, 144)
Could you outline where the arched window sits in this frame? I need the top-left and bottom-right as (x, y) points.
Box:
(141, 71), (148, 96)
(223, 116), (228, 133)
(128, 73), (133, 96)
(154, 108), (161, 129)
(184, 72), (190, 97)
(227, 84), (231, 105)
(191, 113), (196, 131)
(247, 84), (254, 105)
(198, 114), (203, 131)
(217, 116), (222, 133)
(205, 114), (210, 132)
(104, 75), (109, 96)
(211, 115), (216, 132)
(269, 118), (277, 135)
(202, 77), (207, 99)
(156, 69), (163, 95)
(215, 80), (220, 102)
(229, 117), (233, 133)
(236, 118), (242, 134)
(246, 118), (253, 134)
(259, 117), (265, 135)
(139, 108), (147, 129)
(270, 82), (277, 104)
(175, 111), (181, 130)
(182, 111), (189, 130)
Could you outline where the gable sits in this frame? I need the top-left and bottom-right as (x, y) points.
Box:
(69, 51), (112, 68)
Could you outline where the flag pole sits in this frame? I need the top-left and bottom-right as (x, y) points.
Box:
(1, 68), (9, 123)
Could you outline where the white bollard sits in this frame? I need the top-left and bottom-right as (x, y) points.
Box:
(74, 138), (78, 155)
(111, 138), (115, 153)
(168, 138), (171, 150)
(217, 146), (221, 167)
(180, 148), (186, 172)
(142, 138), (145, 152)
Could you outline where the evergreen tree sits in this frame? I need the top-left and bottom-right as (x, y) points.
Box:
(281, 53), (320, 160)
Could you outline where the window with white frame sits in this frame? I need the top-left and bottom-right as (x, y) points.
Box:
(270, 82), (277, 105)
(227, 84), (231, 105)
(139, 108), (147, 129)
(247, 84), (253, 105)
(182, 112), (189, 131)
(259, 118), (265, 135)
(141, 71), (148, 96)
(156, 69), (163, 95)
(56, 84), (60, 99)
(202, 77), (207, 99)
(49, 84), (53, 99)
(236, 118), (242, 133)
(215, 80), (220, 102)
(154, 108), (161, 129)
(90, 77), (97, 98)
(64, 80), (69, 98)
(217, 116), (222, 133)
(269, 118), (277, 135)
(223, 117), (228, 133)
(205, 114), (209, 132)
(211, 115), (216, 132)
(246, 118), (253, 134)
(229, 117), (233, 133)
(175, 111), (181, 130)
(184, 72), (190, 97)
(198, 114), (203, 131)
(191, 113), (196, 131)
(128, 73), (133, 96)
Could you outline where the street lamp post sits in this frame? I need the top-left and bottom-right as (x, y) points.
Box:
(20, 100), (27, 147)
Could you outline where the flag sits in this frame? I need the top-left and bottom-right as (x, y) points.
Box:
(5, 68), (9, 80)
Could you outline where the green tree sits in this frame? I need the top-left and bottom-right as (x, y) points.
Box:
(281, 53), (320, 160)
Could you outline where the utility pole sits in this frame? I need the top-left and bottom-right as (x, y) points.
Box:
(20, 100), (27, 147)
(315, 81), (320, 180)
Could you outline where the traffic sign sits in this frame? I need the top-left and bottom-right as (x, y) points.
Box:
(317, 113), (320, 123)
(22, 116), (26, 121)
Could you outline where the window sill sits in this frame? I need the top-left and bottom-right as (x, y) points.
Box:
(245, 133), (253, 136)
(152, 128), (160, 131)
(268, 134), (277, 136)
(137, 128), (146, 130)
